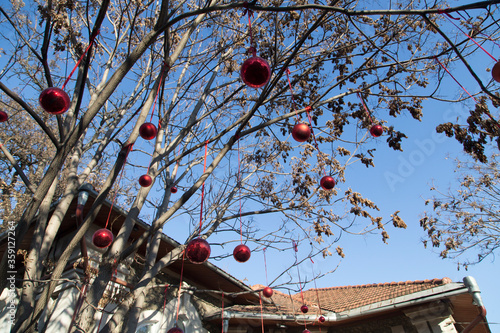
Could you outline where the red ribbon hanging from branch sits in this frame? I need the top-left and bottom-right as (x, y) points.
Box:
(238, 139), (244, 244)
(438, 9), (497, 62)
(62, 30), (100, 90)
(104, 144), (133, 229)
(243, 2), (256, 56)
(175, 250), (186, 326)
(199, 140), (209, 234)
(285, 69), (300, 122)
(434, 56), (500, 130)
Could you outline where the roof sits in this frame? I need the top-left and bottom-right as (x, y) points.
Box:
(297, 277), (454, 313)
(212, 277), (489, 333)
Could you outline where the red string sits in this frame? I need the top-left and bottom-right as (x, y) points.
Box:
(162, 284), (169, 313)
(285, 69), (300, 121)
(259, 294), (265, 333)
(438, 10), (497, 62)
(304, 106), (326, 176)
(243, 2), (256, 56)
(62, 30), (100, 90)
(434, 57), (500, 130)
(263, 247), (269, 285)
(292, 240), (305, 304)
(357, 91), (373, 123)
(199, 140), (209, 234)
(456, 11), (500, 49)
(238, 139), (243, 244)
(221, 292), (225, 333)
(150, 63), (168, 123)
(309, 258), (323, 318)
(175, 250), (186, 325)
(104, 143), (133, 228)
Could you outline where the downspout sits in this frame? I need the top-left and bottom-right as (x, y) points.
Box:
(462, 276), (487, 333)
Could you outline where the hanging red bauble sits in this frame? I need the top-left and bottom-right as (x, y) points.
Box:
(320, 176), (335, 190)
(303, 330), (311, 333)
(0, 110), (8, 122)
(300, 304), (309, 313)
(240, 56), (271, 88)
(292, 123), (311, 142)
(171, 186), (178, 193)
(492, 61), (500, 82)
(139, 122), (158, 140)
(39, 87), (70, 115)
(167, 327), (184, 333)
(262, 286), (273, 298)
(233, 244), (251, 263)
(319, 316), (326, 323)
(186, 238), (211, 264)
(92, 228), (114, 248)
(139, 174), (152, 187)
(370, 124), (384, 137)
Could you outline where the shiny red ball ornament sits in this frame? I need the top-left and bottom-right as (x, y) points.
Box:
(167, 327), (184, 333)
(492, 61), (500, 83)
(320, 176), (335, 190)
(292, 123), (311, 142)
(39, 87), (70, 115)
(300, 305), (309, 314)
(370, 124), (384, 137)
(233, 244), (251, 263)
(319, 316), (326, 323)
(240, 56), (271, 88)
(139, 174), (152, 187)
(186, 238), (211, 264)
(303, 330), (311, 333)
(139, 122), (158, 140)
(0, 110), (8, 122)
(171, 186), (178, 193)
(92, 228), (114, 248)
(262, 286), (273, 298)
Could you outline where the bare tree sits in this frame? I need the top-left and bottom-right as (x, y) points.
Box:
(1, 0), (500, 332)
(421, 153), (500, 269)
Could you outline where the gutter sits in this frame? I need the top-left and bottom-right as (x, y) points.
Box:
(221, 310), (337, 323)
(462, 276), (488, 333)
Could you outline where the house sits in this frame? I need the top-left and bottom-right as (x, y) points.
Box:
(0, 185), (491, 332)
(207, 277), (490, 333)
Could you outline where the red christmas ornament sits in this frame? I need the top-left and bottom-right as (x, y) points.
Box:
(320, 176), (335, 190)
(0, 110), (8, 122)
(139, 174), (152, 187)
(186, 238), (211, 264)
(139, 122), (158, 140)
(300, 305), (309, 314)
(262, 286), (273, 298)
(92, 228), (114, 248)
(492, 61), (500, 82)
(370, 124), (384, 137)
(39, 87), (70, 115)
(233, 244), (251, 263)
(240, 56), (271, 88)
(171, 186), (178, 193)
(319, 316), (326, 323)
(303, 330), (311, 333)
(292, 123), (311, 142)
(167, 327), (184, 333)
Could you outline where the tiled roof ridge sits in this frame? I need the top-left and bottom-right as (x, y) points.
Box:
(307, 277), (452, 292)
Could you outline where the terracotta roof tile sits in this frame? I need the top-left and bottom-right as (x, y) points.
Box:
(237, 278), (452, 316)
(295, 277), (452, 313)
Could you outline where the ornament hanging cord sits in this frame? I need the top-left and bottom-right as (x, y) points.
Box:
(285, 68), (300, 122)
(293, 240), (308, 329)
(238, 138), (243, 244)
(62, 30), (100, 90)
(438, 9), (497, 62)
(243, 2), (256, 56)
(104, 144), (133, 229)
(175, 250), (187, 327)
(434, 56), (500, 130)
(310, 258), (324, 328)
(199, 140), (209, 234)
(455, 11), (500, 49)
